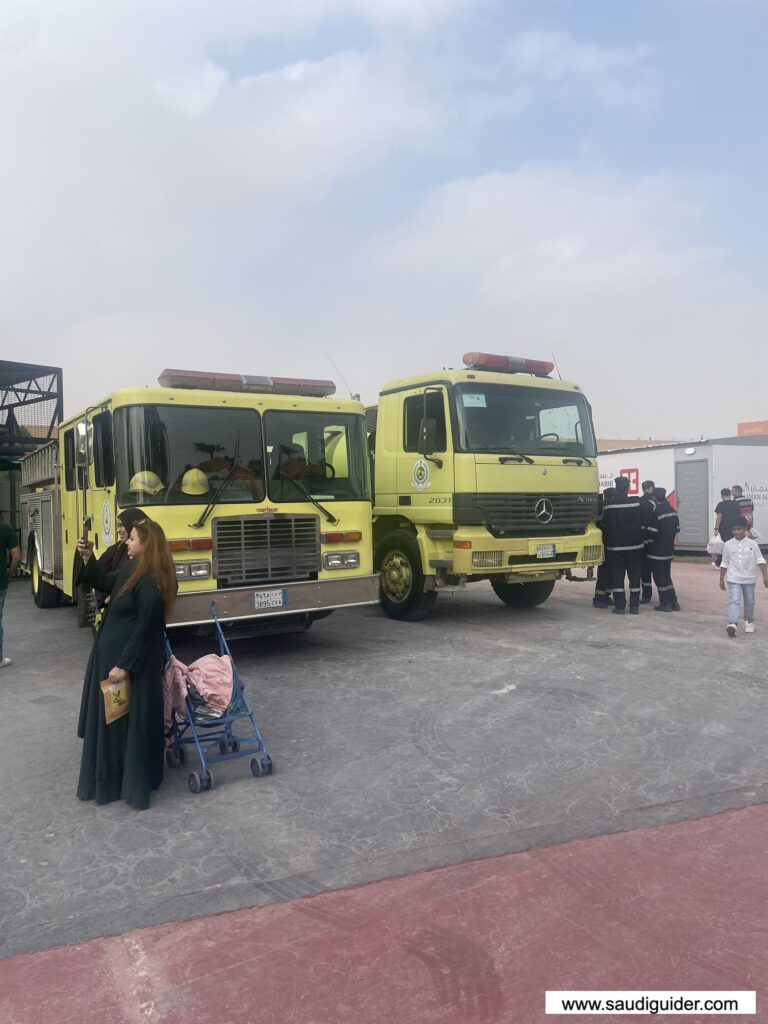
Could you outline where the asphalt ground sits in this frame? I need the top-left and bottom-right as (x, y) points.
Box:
(2, 563), (767, 962)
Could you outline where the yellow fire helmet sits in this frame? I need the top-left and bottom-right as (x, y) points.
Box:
(181, 468), (210, 496)
(129, 470), (164, 494)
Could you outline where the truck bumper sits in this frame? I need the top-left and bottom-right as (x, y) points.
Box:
(441, 526), (604, 579)
(167, 574), (380, 627)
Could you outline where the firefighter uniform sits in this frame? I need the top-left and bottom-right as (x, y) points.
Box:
(602, 483), (649, 614)
(645, 494), (680, 611)
(593, 487), (615, 608)
(640, 490), (657, 602)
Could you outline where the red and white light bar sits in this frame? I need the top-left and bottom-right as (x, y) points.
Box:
(158, 369), (336, 398)
(462, 352), (554, 376)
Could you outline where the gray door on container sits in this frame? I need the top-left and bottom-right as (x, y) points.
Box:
(675, 459), (709, 547)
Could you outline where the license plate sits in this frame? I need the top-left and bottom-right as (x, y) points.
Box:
(536, 544), (556, 559)
(254, 589), (287, 610)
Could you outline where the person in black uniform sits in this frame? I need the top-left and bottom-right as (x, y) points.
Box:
(593, 487), (615, 608)
(639, 480), (657, 603)
(645, 487), (680, 611)
(602, 476), (650, 615)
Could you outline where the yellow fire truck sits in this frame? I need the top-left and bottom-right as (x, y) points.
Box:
(367, 352), (603, 620)
(20, 369), (377, 634)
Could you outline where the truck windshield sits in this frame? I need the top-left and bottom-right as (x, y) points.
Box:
(454, 383), (597, 458)
(114, 405), (265, 506)
(264, 411), (371, 503)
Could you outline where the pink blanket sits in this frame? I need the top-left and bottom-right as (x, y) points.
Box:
(163, 653), (233, 732)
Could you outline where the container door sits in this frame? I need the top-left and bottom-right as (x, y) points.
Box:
(675, 459), (709, 547)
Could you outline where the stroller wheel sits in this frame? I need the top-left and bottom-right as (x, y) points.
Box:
(165, 749), (176, 769)
(177, 746), (187, 766)
(261, 754), (274, 776)
(230, 738), (240, 753)
(219, 739), (228, 755)
(203, 770), (214, 791)
(250, 757), (263, 778)
(187, 772), (202, 794)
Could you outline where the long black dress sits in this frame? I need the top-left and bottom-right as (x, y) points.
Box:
(77, 559), (166, 810)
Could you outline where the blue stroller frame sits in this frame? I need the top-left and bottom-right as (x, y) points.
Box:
(165, 601), (274, 793)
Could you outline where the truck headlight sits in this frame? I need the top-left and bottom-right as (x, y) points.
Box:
(175, 561), (211, 579)
(323, 551), (360, 570)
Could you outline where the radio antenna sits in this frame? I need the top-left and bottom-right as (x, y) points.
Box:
(551, 352), (563, 380)
(325, 352), (359, 401)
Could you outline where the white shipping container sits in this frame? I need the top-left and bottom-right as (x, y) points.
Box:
(598, 436), (768, 549)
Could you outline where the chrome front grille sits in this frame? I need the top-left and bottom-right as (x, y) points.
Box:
(454, 492), (600, 537)
(213, 514), (321, 587)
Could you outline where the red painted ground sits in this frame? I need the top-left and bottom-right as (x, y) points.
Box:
(2, 805), (766, 1024)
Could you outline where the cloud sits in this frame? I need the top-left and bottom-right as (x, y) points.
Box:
(358, 167), (767, 435)
(502, 29), (658, 110)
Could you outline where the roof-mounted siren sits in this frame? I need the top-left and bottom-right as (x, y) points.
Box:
(462, 353), (554, 377)
(158, 369), (336, 398)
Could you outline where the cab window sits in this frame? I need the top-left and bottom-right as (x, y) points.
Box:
(403, 392), (447, 453)
(93, 411), (114, 487)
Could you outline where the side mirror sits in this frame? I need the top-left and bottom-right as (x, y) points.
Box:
(75, 420), (93, 467)
(419, 417), (437, 456)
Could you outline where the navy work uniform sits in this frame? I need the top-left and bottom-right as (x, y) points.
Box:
(593, 487), (615, 609)
(639, 486), (657, 603)
(644, 490), (680, 611)
(601, 479), (649, 614)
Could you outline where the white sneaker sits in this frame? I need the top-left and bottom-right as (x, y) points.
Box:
(0, 657), (11, 669)
(744, 622), (755, 634)
(726, 624), (737, 638)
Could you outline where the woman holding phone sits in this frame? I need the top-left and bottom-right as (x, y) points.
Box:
(76, 518), (176, 810)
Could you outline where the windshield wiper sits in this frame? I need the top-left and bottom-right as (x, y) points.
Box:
(470, 443), (535, 464)
(190, 436), (241, 529)
(536, 445), (592, 466)
(498, 451), (535, 465)
(277, 445), (339, 525)
(562, 456), (592, 466)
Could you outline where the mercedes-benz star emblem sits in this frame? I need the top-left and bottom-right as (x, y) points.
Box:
(534, 497), (554, 524)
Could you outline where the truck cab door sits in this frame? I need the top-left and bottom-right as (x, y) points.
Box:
(396, 386), (454, 522)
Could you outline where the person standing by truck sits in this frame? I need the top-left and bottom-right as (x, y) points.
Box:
(75, 519), (176, 810)
(602, 476), (649, 615)
(640, 480), (657, 603)
(0, 518), (22, 669)
(645, 487), (680, 612)
(593, 487), (615, 609)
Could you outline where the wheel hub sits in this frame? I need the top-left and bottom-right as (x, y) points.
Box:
(381, 550), (413, 603)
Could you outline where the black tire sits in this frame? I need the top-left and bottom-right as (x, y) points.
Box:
(30, 548), (60, 609)
(250, 757), (263, 778)
(187, 772), (201, 794)
(490, 578), (555, 608)
(376, 531), (437, 622)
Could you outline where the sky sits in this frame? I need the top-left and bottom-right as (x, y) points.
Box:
(2, 0), (767, 439)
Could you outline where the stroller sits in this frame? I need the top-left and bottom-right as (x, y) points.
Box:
(165, 602), (273, 793)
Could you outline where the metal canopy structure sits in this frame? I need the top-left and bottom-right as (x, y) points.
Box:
(0, 360), (63, 459)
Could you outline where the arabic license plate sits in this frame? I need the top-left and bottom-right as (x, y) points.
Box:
(254, 589), (287, 610)
(536, 544), (556, 559)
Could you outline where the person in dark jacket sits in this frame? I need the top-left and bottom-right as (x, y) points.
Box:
(602, 476), (650, 615)
(93, 507), (147, 615)
(593, 487), (615, 608)
(75, 519), (176, 810)
(645, 487), (681, 612)
(639, 480), (657, 603)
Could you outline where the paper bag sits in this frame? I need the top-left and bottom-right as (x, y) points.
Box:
(100, 674), (131, 725)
